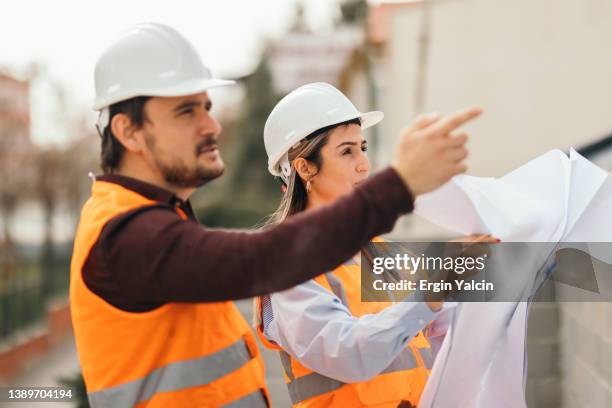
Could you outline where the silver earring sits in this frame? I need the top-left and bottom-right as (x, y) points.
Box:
(306, 179), (312, 193)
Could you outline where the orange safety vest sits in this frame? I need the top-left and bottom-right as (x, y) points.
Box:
(255, 247), (434, 407)
(70, 180), (270, 407)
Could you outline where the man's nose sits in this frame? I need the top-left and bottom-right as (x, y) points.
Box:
(199, 112), (222, 136)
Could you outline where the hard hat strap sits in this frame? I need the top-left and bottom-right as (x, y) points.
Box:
(96, 108), (110, 135)
(280, 154), (292, 184)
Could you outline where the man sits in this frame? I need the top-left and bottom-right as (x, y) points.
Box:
(70, 22), (482, 407)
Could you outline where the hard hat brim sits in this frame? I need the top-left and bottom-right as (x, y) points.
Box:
(359, 110), (384, 130)
(92, 77), (236, 111)
(268, 109), (384, 177)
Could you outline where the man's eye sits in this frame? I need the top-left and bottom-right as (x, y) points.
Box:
(180, 109), (194, 116)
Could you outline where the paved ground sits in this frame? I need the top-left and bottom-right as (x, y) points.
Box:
(4, 336), (80, 408)
(3, 300), (291, 407)
(236, 299), (291, 407)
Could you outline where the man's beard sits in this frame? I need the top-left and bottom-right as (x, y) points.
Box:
(145, 131), (224, 189)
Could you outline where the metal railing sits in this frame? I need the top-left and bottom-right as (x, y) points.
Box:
(0, 249), (70, 342)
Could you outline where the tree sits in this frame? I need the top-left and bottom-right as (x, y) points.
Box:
(196, 58), (282, 228)
(340, 0), (368, 24)
(232, 58), (282, 196)
(31, 145), (63, 298)
(0, 132), (30, 247)
(0, 73), (32, 247)
(61, 118), (98, 228)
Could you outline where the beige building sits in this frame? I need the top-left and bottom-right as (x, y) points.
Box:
(346, 0), (612, 239)
(341, 1), (612, 407)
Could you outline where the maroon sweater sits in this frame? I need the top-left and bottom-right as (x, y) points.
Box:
(81, 167), (414, 312)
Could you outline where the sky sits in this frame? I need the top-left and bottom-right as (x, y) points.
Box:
(0, 0), (340, 144)
(0, 0), (343, 243)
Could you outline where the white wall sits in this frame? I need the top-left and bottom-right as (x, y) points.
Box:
(375, 0), (612, 239)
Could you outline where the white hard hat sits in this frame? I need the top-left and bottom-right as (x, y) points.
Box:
(264, 82), (383, 182)
(93, 22), (234, 112)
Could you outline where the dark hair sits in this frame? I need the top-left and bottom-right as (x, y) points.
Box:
(266, 117), (362, 225)
(99, 96), (151, 174)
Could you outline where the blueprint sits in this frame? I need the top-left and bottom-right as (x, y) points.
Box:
(414, 149), (612, 407)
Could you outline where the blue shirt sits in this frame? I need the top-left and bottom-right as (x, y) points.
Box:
(262, 278), (455, 383)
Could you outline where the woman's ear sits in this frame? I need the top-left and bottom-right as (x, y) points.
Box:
(110, 113), (142, 153)
(293, 157), (316, 182)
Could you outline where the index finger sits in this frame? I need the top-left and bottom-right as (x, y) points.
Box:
(424, 106), (483, 138)
(463, 234), (496, 247)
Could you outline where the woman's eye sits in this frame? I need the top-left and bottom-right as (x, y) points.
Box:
(362, 145), (368, 152)
(180, 109), (194, 116)
(342, 148), (352, 155)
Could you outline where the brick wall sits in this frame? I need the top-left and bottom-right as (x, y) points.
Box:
(526, 300), (612, 408)
(560, 302), (612, 407)
(526, 302), (561, 408)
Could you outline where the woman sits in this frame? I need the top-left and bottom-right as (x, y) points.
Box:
(255, 82), (495, 407)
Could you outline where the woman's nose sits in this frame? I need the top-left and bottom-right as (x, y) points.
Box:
(356, 156), (371, 173)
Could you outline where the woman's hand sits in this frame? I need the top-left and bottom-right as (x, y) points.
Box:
(451, 233), (500, 243)
(447, 233), (500, 260)
(426, 234), (500, 311)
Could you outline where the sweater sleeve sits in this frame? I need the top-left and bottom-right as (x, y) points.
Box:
(84, 167), (415, 306)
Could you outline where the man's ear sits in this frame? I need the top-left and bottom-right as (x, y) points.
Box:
(110, 113), (144, 153)
(293, 157), (317, 182)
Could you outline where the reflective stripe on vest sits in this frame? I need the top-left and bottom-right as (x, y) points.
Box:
(223, 389), (268, 407)
(420, 347), (434, 370)
(324, 272), (350, 306)
(279, 345), (426, 405)
(88, 337), (256, 407)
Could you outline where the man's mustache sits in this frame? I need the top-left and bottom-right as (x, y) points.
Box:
(195, 135), (218, 155)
